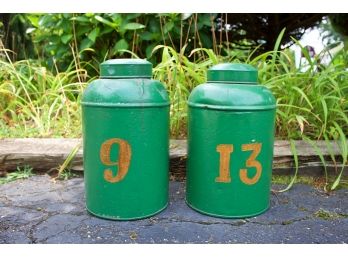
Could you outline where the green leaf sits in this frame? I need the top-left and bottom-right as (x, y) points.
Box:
(27, 15), (40, 27)
(80, 38), (94, 51)
(271, 28), (286, 77)
(303, 136), (329, 191)
(277, 140), (299, 192)
(163, 21), (174, 34)
(124, 13), (142, 20)
(48, 35), (61, 44)
(60, 19), (71, 32)
(71, 16), (90, 23)
(62, 14), (71, 19)
(38, 15), (55, 27)
(107, 14), (122, 27)
(292, 86), (313, 109)
(94, 15), (116, 28)
(75, 26), (92, 37)
(88, 27), (100, 43)
(56, 45), (70, 58)
(189, 48), (219, 64)
(45, 44), (57, 55)
(113, 39), (129, 52)
(320, 98), (328, 134)
(198, 32), (213, 48)
(140, 31), (154, 41)
(199, 14), (213, 27)
(56, 143), (81, 180)
(99, 26), (114, 35)
(148, 18), (159, 32)
(122, 22), (145, 30)
(146, 43), (156, 59)
(331, 122), (348, 190)
(61, 34), (72, 44)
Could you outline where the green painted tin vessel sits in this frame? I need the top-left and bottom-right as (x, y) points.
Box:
(82, 59), (170, 220)
(186, 63), (276, 218)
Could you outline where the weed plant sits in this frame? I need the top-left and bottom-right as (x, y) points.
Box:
(0, 165), (33, 185)
(0, 33), (347, 189)
(0, 41), (91, 138)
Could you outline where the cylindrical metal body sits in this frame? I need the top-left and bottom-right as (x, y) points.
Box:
(82, 59), (170, 220)
(186, 63), (276, 218)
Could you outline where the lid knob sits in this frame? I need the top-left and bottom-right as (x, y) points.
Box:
(207, 63), (258, 83)
(100, 59), (152, 78)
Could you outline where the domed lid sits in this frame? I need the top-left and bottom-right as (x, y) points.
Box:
(188, 83), (276, 110)
(100, 59), (152, 78)
(207, 63), (258, 83)
(81, 79), (169, 107)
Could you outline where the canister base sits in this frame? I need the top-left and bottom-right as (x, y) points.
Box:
(86, 203), (168, 221)
(185, 199), (269, 219)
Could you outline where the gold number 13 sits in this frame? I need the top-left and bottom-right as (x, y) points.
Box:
(100, 138), (131, 183)
(216, 143), (262, 185)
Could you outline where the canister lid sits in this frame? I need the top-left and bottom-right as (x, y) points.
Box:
(207, 63), (258, 83)
(100, 59), (152, 78)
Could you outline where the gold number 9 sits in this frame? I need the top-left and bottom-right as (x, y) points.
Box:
(100, 138), (131, 183)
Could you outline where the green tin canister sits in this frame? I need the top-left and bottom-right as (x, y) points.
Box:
(186, 63), (276, 218)
(82, 59), (170, 220)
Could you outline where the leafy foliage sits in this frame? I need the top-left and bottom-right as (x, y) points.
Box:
(0, 16), (347, 190)
(0, 14), (36, 60)
(22, 13), (215, 76)
(1, 13), (328, 64)
(0, 44), (89, 138)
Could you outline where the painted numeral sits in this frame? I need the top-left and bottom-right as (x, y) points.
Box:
(215, 144), (233, 183)
(215, 143), (262, 185)
(100, 138), (131, 183)
(240, 143), (262, 185)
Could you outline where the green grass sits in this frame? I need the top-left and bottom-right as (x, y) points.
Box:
(152, 45), (221, 137)
(314, 209), (348, 220)
(0, 35), (347, 189)
(55, 143), (81, 180)
(272, 175), (317, 185)
(1, 41), (346, 142)
(0, 165), (33, 185)
(151, 39), (347, 143)
(0, 45), (90, 138)
(56, 169), (80, 180)
(272, 175), (348, 189)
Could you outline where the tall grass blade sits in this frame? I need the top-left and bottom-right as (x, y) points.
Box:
(303, 136), (329, 191)
(271, 28), (286, 77)
(54, 143), (81, 181)
(331, 122), (348, 190)
(276, 140), (299, 192)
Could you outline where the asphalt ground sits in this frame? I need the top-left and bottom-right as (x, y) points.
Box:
(0, 175), (347, 243)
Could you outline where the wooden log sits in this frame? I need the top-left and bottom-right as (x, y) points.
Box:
(0, 138), (83, 172)
(0, 138), (346, 177)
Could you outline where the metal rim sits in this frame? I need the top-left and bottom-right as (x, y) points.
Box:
(86, 203), (168, 221)
(188, 102), (276, 111)
(81, 102), (170, 108)
(185, 199), (270, 219)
